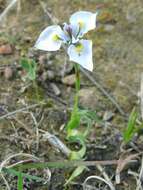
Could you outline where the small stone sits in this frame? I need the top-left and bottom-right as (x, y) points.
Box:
(41, 72), (48, 81)
(62, 74), (76, 86)
(47, 70), (55, 80)
(50, 83), (61, 96)
(104, 24), (115, 32)
(78, 88), (99, 109)
(0, 44), (13, 55)
(4, 67), (13, 80)
(41, 70), (55, 81)
(126, 12), (137, 23)
(38, 55), (47, 65)
(103, 111), (114, 121)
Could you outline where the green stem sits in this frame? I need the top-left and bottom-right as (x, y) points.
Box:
(66, 64), (80, 132)
(73, 63), (80, 111)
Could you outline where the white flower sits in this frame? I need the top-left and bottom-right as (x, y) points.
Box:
(70, 11), (98, 37)
(35, 25), (63, 51)
(35, 11), (98, 71)
(68, 40), (93, 71)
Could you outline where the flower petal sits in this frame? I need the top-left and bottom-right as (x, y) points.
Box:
(70, 11), (98, 36)
(35, 25), (63, 51)
(67, 40), (93, 71)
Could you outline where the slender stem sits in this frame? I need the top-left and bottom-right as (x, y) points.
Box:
(73, 63), (80, 111)
(5, 160), (118, 171)
(66, 63), (80, 132)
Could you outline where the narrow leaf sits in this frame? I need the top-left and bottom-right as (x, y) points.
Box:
(17, 172), (23, 190)
(123, 108), (138, 143)
(65, 166), (86, 185)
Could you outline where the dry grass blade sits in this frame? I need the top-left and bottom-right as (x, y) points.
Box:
(0, 153), (40, 173)
(136, 156), (143, 190)
(0, 103), (42, 120)
(83, 175), (115, 190)
(0, 0), (18, 23)
(0, 173), (11, 190)
(115, 153), (139, 184)
(96, 164), (114, 189)
(0, 153), (40, 189)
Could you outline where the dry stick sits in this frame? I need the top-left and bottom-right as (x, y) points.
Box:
(38, 0), (58, 24)
(140, 73), (143, 120)
(0, 173), (11, 190)
(96, 164), (115, 189)
(1, 106), (35, 134)
(30, 112), (41, 151)
(136, 156), (143, 190)
(0, 0), (18, 23)
(80, 67), (126, 117)
(12, 116), (33, 135)
(13, 160), (118, 170)
(0, 103), (41, 120)
(46, 91), (67, 106)
(38, 2), (126, 117)
(0, 153), (40, 173)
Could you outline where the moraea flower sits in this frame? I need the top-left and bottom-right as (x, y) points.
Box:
(35, 11), (98, 71)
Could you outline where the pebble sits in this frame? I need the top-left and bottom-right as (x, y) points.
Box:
(41, 70), (55, 81)
(62, 74), (76, 86)
(103, 111), (114, 121)
(47, 70), (55, 80)
(38, 54), (47, 65)
(50, 83), (61, 96)
(104, 24), (115, 32)
(0, 44), (13, 55)
(78, 88), (98, 109)
(4, 67), (13, 80)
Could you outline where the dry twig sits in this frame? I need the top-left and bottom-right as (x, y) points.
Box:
(0, 103), (42, 120)
(140, 73), (143, 120)
(136, 155), (143, 190)
(0, 0), (18, 23)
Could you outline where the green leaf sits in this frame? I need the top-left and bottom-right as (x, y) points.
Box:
(3, 168), (45, 182)
(20, 58), (37, 80)
(123, 108), (138, 143)
(17, 172), (23, 190)
(69, 135), (86, 160)
(66, 110), (80, 132)
(65, 166), (86, 186)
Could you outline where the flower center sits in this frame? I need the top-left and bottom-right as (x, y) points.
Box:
(75, 43), (84, 54)
(52, 34), (61, 41)
(78, 21), (85, 28)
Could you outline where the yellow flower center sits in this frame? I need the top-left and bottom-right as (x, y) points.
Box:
(78, 20), (85, 28)
(52, 34), (60, 41)
(75, 43), (84, 54)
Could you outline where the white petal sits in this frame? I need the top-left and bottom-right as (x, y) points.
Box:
(67, 40), (93, 71)
(70, 11), (98, 36)
(35, 25), (63, 51)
